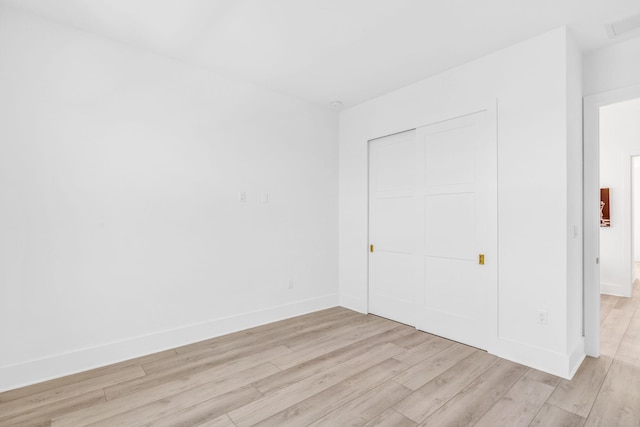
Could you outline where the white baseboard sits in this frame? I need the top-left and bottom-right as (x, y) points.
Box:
(339, 293), (367, 313)
(601, 282), (632, 297)
(0, 294), (339, 393)
(492, 336), (585, 380)
(568, 337), (587, 379)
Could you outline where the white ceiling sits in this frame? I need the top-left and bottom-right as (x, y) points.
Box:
(2, 0), (640, 108)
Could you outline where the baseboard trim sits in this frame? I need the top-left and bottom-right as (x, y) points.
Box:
(0, 294), (339, 392)
(493, 336), (585, 380)
(568, 337), (587, 379)
(339, 293), (367, 314)
(601, 282), (631, 297)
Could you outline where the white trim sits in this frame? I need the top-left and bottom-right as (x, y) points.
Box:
(568, 338), (587, 379)
(493, 336), (585, 380)
(583, 84), (640, 357)
(583, 94), (601, 357)
(600, 282), (632, 297)
(0, 294), (339, 393)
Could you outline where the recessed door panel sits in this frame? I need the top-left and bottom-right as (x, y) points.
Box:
(424, 193), (475, 260)
(424, 121), (476, 187)
(375, 196), (415, 252)
(375, 139), (415, 191)
(424, 257), (479, 315)
(369, 252), (417, 324)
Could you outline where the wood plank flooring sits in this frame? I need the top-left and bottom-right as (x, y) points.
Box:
(1, 281), (639, 427)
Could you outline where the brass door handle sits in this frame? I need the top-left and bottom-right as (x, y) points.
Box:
(479, 254), (485, 265)
(370, 244), (374, 253)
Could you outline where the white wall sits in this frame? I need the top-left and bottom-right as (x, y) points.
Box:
(584, 37), (640, 97)
(0, 7), (339, 391)
(599, 98), (640, 297)
(339, 27), (584, 378)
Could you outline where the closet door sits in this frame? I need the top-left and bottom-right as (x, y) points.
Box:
(415, 109), (497, 349)
(368, 129), (418, 326)
(368, 108), (497, 350)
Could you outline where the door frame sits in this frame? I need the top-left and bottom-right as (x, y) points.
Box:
(584, 84), (640, 357)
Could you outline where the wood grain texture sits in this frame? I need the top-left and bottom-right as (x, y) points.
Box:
(1, 291), (638, 427)
(419, 359), (528, 427)
(253, 358), (409, 427)
(227, 342), (404, 427)
(193, 414), (237, 427)
(394, 343), (476, 390)
(583, 359), (640, 427)
(547, 355), (612, 417)
(391, 330), (439, 349)
(525, 367), (563, 388)
(530, 404), (586, 427)
(0, 365), (145, 419)
(307, 380), (412, 427)
(0, 389), (106, 427)
(473, 376), (555, 427)
(252, 325), (412, 395)
(393, 351), (499, 423)
(95, 384), (262, 427)
(51, 362), (280, 427)
(614, 301), (640, 366)
(600, 308), (633, 357)
(599, 294), (617, 322)
(104, 345), (291, 400)
(393, 335), (455, 366)
(0, 349), (176, 405)
(142, 391), (257, 427)
(363, 408), (417, 427)
(270, 316), (400, 370)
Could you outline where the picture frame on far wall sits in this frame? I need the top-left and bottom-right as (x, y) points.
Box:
(600, 188), (610, 227)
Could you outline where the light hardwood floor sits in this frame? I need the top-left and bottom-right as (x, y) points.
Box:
(1, 282), (639, 427)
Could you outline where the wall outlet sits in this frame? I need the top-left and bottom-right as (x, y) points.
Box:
(537, 310), (548, 325)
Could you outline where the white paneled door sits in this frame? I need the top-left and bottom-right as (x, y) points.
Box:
(368, 129), (418, 327)
(368, 108), (497, 350)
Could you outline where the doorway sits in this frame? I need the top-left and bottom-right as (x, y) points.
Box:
(584, 86), (640, 357)
(598, 99), (640, 298)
